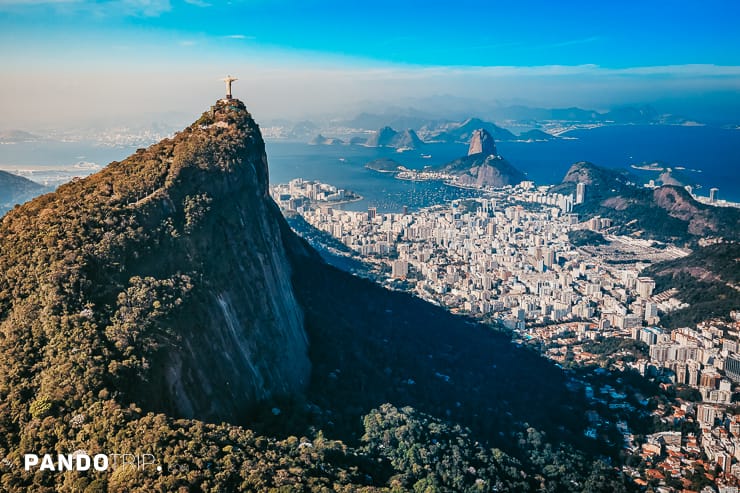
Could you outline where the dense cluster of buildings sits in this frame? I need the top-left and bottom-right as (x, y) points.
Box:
(633, 325), (740, 404)
(620, 401), (740, 492)
(271, 178), (358, 206)
(272, 178), (740, 491)
(273, 180), (687, 332)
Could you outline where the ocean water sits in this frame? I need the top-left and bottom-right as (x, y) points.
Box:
(0, 141), (139, 188)
(267, 124), (740, 208)
(495, 125), (740, 201)
(1, 125), (738, 211)
(265, 141), (482, 212)
(0, 140), (138, 169)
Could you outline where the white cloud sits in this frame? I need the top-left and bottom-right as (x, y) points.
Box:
(0, 0), (171, 16)
(118, 0), (171, 16)
(0, 0), (79, 4)
(610, 64), (740, 76)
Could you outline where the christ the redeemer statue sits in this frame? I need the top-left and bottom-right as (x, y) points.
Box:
(222, 75), (238, 99)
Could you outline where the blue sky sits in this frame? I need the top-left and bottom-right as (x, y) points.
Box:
(1, 0), (739, 126)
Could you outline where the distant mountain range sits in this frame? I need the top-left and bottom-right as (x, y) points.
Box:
(278, 102), (671, 144)
(0, 170), (47, 214)
(0, 129), (40, 143)
(425, 117), (517, 142)
(495, 104), (662, 123)
(309, 134), (344, 145)
(334, 103), (681, 132)
(313, 116), (551, 150)
(342, 111), (442, 132)
(365, 126), (424, 149)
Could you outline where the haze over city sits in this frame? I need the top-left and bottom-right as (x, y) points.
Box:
(2, 1), (740, 492)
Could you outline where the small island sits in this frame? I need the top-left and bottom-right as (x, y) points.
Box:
(365, 158), (407, 173)
(630, 161), (666, 171)
(516, 129), (557, 142)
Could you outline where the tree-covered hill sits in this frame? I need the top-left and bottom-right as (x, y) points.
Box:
(642, 242), (740, 328)
(0, 99), (630, 491)
(553, 161), (740, 244)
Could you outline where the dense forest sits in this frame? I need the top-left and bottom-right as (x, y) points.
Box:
(0, 99), (632, 491)
(567, 229), (609, 247)
(552, 161), (740, 245)
(643, 242), (740, 328)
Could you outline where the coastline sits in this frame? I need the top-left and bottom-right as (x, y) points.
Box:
(309, 194), (364, 207)
(394, 173), (489, 192)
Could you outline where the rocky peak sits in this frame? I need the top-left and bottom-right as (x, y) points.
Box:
(367, 126), (398, 146)
(189, 98), (270, 195)
(467, 128), (497, 156)
(561, 161), (599, 184)
(396, 129), (424, 148)
(435, 130), (523, 188)
(0, 98), (310, 424)
(366, 126), (424, 149)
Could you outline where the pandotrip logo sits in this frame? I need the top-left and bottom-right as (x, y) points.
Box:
(22, 451), (160, 473)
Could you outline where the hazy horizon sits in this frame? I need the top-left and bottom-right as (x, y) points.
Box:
(1, 0), (739, 129)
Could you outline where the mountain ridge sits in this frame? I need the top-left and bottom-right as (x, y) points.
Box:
(642, 242), (740, 328)
(365, 126), (424, 149)
(0, 98), (311, 425)
(429, 117), (516, 143)
(0, 170), (48, 214)
(553, 161), (740, 243)
(0, 98), (629, 491)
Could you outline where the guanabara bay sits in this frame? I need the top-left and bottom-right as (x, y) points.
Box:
(1, 99), (631, 492)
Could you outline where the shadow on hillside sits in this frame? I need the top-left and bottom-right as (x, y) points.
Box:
(283, 229), (600, 458)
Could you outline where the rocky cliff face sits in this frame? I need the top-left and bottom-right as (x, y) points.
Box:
(365, 126), (423, 149)
(467, 128), (497, 156)
(454, 155), (525, 188)
(550, 161), (636, 201)
(0, 98), (310, 423)
(365, 126), (398, 147)
(651, 185), (723, 236)
(434, 129), (524, 187)
(395, 129), (424, 149)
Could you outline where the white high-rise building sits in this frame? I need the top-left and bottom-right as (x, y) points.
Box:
(636, 277), (656, 299)
(391, 260), (408, 279)
(575, 182), (586, 204)
(645, 302), (658, 321)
